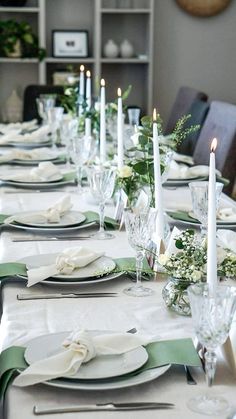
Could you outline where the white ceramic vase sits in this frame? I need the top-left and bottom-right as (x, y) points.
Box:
(103, 39), (119, 58)
(4, 90), (22, 122)
(120, 40), (134, 58)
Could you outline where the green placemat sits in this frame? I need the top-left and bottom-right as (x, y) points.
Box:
(0, 257), (152, 281)
(0, 338), (201, 400)
(167, 210), (199, 224)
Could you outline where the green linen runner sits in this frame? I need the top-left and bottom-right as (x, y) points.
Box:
(0, 338), (201, 400)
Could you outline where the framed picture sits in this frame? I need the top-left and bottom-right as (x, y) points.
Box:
(52, 30), (88, 58)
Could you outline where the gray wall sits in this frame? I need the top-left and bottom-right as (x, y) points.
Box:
(153, 0), (236, 123)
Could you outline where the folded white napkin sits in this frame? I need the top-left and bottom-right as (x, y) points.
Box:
(167, 161), (221, 180)
(14, 330), (151, 387)
(217, 230), (236, 254)
(0, 162), (61, 182)
(0, 148), (53, 163)
(0, 125), (49, 145)
(217, 208), (236, 222)
(27, 247), (105, 287)
(4, 195), (72, 225)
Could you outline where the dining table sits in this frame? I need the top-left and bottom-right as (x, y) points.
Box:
(0, 151), (236, 419)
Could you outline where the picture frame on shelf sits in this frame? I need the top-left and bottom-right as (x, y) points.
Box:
(52, 30), (89, 58)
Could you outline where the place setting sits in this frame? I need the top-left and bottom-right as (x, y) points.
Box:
(0, 148), (66, 166)
(0, 125), (52, 149)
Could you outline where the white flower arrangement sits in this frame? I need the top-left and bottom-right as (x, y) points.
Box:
(158, 229), (236, 282)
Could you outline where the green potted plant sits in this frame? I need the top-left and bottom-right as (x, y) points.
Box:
(0, 20), (46, 61)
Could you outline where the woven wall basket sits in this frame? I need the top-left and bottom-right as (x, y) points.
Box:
(176, 0), (232, 17)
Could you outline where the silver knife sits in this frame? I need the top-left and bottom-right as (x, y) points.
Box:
(12, 236), (91, 242)
(17, 292), (118, 300)
(33, 402), (174, 415)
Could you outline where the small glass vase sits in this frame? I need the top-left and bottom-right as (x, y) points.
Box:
(162, 277), (193, 316)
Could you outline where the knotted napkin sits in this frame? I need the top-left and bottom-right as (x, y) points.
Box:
(14, 330), (151, 387)
(167, 160), (221, 180)
(0, 148), (54, 163)
(0, 125), (49, 145)
(0, 161), (61, 182)
(27, 247), (105, 287)
(4, 195), (72, 225)
(217, 208), (236, 223)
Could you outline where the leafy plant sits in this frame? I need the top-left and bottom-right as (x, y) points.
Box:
(0, 20), (46, 61)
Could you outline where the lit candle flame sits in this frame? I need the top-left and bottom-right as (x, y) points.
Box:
(80, 65), (85, 72)
(153, 108), (157, 122)
(101, 78), (105, 87)
(211, 138), (217, 152)
(117, 88), (122, 97)
(86, 70), (91, 78)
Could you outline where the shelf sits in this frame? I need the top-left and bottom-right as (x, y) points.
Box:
(0, 57), (39, 63)
(45, 57), (95, 64)
(101, 58), (149, 63)
(101, 8), (151, 13)
(0, 7), (39, 12)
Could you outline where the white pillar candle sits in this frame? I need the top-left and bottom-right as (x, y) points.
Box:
(117, 88), (124, 170)
(100, 78), (106, 164)
(85, 117), (92, 138)
(153, 108), (165, 240)
(207, 138), (218, 295)
(78, 65), (85, 116)
(86, 70), (92, 110)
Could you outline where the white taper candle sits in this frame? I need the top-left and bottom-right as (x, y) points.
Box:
(153, 108), (165, 240)
(100, 78), (106, 164)
(117, 88), (124, 170)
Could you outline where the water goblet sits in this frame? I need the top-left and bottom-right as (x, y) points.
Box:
(70, 135), (96, 193)
(47, 107), (64, 149)
(187, 283), (236, 416)
(124, 208), (157, 297)
(60, 117), (78, 168)
(189, 181), (223, 236)
(36, 95), (56, 125)
(88, 167), (116, 240)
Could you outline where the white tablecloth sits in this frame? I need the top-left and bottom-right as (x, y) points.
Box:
(0, 182), (236, 419)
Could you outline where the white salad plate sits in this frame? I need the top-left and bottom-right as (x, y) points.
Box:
(24, 331), (149, 380)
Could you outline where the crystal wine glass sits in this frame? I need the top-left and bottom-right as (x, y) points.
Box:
(36, 95), (56, 125)
(187, 283), (236, 416)
(124, 208), (157, 297)
(47, 107), (64, 150)
(60, 117), (78, 169)
(189, 181), (223, 236)
(88, 167), (116, 239)
(70, 135), (96, 193)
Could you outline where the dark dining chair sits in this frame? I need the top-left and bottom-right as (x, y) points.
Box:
(23, 84), (64, 122)
(177, 99), (210, 156)
(193, 100), (236, 196)
(165, 86), (208, 135)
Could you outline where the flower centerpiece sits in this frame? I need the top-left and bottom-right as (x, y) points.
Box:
(117, 114), (200, 206)
(159, 229), (236, 316)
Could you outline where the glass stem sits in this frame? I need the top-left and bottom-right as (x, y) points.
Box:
(200, 224), (207, 237)
(136, 251), (144, 287)
(205, 350), (217, 387)
(99, 202), (105, 234)
(76, 166), (83, 188)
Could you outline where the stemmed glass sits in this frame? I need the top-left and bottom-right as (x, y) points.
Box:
(189, 181), (223, 236)
(124, 208), (157, 297)
(88, 167), (116, 240)
(187, 283), (236, 416)
(47, 107), (64, 149)
(36, 95), (56, 125)
(60, 117), (78, 168)
(70, 135), (96, 193)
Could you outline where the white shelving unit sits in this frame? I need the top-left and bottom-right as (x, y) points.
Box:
(0, 0), (154, 120)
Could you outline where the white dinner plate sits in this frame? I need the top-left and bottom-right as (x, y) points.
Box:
(37, 271), (124, 286)
(0, 177), (74, 189)
(18, 253), (117, 280)
(24, 331), (148, 380)
(10, 220), (96, 233)
(167, 210), (236, 229)
(44, 365), (170, 391)
(10, 211), (86, 228)
(10, 157), (63, 166)
(7, 140), (52, 149)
